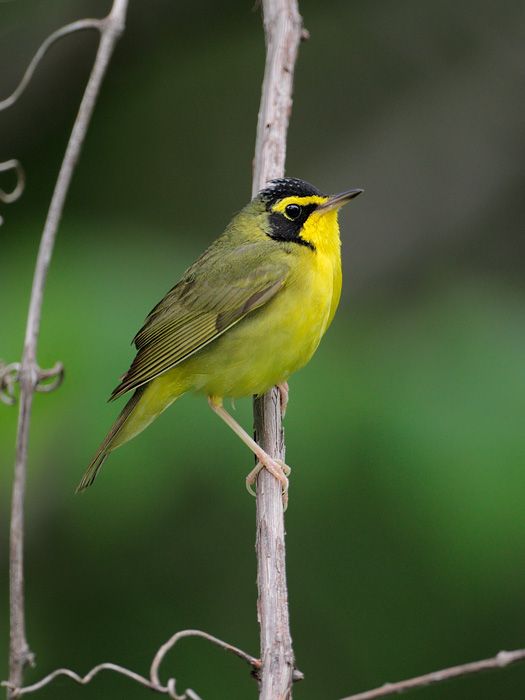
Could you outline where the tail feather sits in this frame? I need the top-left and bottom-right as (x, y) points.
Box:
(76, 388), (144, 492)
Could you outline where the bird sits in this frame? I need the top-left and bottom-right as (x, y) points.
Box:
(76, 178), (362, 499)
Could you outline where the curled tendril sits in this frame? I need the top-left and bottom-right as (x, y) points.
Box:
(0, 18), (102, 225)
(35, 362), (65, 393)
(0, 160), (25, 205)
(0, 362), (20, 405)
(1, 629), (260, 698)
(0, 19), (102, 113)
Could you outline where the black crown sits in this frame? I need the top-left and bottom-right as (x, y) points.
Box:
(258, 178), (325, 207)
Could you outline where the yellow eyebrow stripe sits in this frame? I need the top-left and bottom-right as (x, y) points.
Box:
(271, 195), (327, 213)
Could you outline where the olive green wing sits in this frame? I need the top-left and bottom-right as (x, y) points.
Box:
(110, 242), (289, 400)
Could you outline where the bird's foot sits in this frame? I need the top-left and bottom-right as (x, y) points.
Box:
(206, 395), (291, 508)
(246, 456), (291, 509)
(277, 381), (289, 419)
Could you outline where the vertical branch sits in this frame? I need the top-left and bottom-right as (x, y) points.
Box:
(252, 1), (304, 699)
(6, 2), (128, 697)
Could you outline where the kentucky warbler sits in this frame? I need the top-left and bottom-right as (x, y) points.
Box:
(77, 178), (362, 496)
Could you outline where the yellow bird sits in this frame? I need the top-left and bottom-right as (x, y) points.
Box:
(77, 178), (362, 497)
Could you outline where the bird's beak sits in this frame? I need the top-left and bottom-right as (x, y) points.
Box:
(316, 188), (363, 213)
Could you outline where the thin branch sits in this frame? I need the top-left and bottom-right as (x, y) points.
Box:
(252, 1), (304, 699)
(339, 648), (525, 700)
(1, 629), (259, 699)
(5, 2), (128, 697)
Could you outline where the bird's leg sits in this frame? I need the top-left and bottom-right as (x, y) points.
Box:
(207, 396), (290, 504)
(277, 381), (289, 418)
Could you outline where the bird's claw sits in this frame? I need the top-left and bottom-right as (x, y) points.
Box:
(246, 456), (290, 508)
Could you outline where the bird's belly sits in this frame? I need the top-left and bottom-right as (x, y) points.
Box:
(200, 307), (326, 397)
(163, 269), (334, 399)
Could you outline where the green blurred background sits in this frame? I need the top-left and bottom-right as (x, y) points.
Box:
(1, 1), (525, 698)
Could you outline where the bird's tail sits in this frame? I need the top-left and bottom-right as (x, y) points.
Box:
(76, 388), (145, 492)
(76, 379), (182, 492)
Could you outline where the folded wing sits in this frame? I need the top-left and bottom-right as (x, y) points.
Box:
(110, 241), (289, 400)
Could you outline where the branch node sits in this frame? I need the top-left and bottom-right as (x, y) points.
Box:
(496, 650), (512, 667)
(1, 361), (65, 403)
(292, 668), (305, 682)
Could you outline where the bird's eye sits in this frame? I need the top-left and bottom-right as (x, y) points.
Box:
(285, 203), (301, 220)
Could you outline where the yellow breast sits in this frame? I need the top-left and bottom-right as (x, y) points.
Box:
(166, 236), (340, 399)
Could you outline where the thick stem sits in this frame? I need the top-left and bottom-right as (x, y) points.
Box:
(254, 391), (294, 699)
(252, 1), (303, 698)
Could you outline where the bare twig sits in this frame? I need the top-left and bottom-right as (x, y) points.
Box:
(339, 648), (525, 700)
(251, 1), (304, 698)
(1, 629), (259, 699)
(4, 2), (129, 697)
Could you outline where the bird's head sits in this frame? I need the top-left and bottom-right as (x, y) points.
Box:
(254, 177), (362, 257)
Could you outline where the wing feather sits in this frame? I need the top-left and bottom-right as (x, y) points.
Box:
(110, 241), (289, 401)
